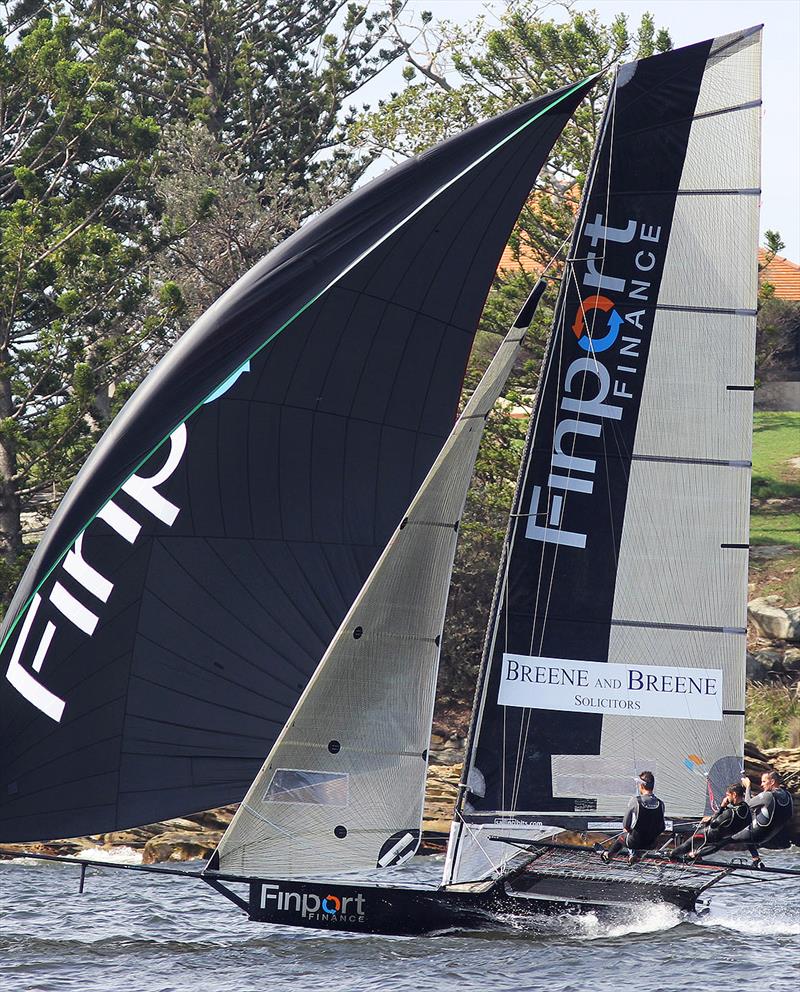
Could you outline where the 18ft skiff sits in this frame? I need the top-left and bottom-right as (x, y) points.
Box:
(3, 26), (794, 936)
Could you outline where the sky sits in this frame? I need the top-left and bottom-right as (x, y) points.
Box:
(361, 0), (800, 260)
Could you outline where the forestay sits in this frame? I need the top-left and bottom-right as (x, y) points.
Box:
(446, 28), (762, 885)
(214, 298), (538, 876)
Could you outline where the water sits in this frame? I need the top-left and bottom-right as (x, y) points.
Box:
(2, 849), (800, 992)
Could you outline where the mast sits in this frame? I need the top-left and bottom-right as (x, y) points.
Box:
(446, 27), (763, 886)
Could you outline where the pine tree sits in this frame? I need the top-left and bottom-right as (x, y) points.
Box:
(0, 7), (159, 595)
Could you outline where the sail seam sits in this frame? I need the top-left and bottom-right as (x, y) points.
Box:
(618, 99), (761, 143)
(656, 304), (756, 315)
(347, 632), (441, 644)
(405, 520), (458, 528)
(555, 301), (756, 317)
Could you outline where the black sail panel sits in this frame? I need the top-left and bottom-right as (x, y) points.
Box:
(449, 29), (761, 883)
(0, 77), (597, 842)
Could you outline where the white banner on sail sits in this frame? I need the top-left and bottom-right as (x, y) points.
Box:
(498, 654), (722, 721)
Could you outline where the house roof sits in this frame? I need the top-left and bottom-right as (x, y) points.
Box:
(758, 249), (800, 301)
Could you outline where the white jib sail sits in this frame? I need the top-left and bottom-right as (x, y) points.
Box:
(214, 311), (533, 875)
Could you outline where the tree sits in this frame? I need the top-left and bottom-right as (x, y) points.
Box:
(350, 1), (672, 704)
(757, 231), (800, 385)
(75, 0), (406, 343)
(0, 7), (161, 600)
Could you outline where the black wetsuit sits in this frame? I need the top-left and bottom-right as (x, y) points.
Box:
(607, 793), (666, 857)
(701, 787), (794, 858)
(673, 799), (750, 857)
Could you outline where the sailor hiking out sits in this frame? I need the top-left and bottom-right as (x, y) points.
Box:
(694, 770), (794, 867)
(671, 783), (750, 859)
(601, 771), (666, 863)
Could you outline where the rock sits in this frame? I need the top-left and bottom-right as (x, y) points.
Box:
(784, 647), (800, 671)
(99, 827), (162, 848)
(142, 830), (222, 864)
(787, 607), (800, 642)
(429, 746), (463, 766)
(423, 762), (461, 832)
(157, 817), (206, 833)
(744, 740), (772, 762)
(749, 545), (797, 561)
(746, 652), (767, 680)
(755, 648), (785, 672)
(183, 806), (237, 831)
(748, 597), (800, 641)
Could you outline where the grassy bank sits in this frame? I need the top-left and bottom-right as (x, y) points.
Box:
(746, 682), (800, 749)
(750, 410), (800, 549)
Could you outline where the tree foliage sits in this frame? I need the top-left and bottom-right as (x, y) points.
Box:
(73, 0), (405, 345)
(756, 230), (800, 385)
(0, 5), (161, 590)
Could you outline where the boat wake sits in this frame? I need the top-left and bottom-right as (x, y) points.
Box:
(694, 902), (800, 936)
(576, 902), (684, 939)
(488, 901), (684, 940)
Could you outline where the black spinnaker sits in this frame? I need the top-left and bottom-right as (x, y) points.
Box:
(0, 76), (597, 842)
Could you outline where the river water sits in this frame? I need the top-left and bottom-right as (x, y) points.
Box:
(2, 848), (799, 992)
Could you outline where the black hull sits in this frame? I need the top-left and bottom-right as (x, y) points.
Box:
(242, 870), (701, 936)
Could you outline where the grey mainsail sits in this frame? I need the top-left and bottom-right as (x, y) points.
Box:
(446, 27), (762, 885)
(214, 292), (541, 876)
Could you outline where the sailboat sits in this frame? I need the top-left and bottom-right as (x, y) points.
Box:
(2, 26), (788, 935)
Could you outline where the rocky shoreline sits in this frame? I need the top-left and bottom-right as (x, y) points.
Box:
(2, 729), (799, 864)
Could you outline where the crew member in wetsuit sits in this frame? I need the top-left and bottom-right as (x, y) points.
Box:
(699, 770), (794, 867)
(601, 771), (666, 863)
(671, 783), (750, 859)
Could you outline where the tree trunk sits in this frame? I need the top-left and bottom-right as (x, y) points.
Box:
(0, 366), (23, 566)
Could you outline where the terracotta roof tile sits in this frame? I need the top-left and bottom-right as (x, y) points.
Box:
(758, 249), (800, 301)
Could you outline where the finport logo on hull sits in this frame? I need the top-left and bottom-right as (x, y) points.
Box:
(259, 883), (367, 924)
